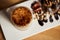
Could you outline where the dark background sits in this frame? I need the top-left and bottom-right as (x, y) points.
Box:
(0, 0), (27, 10)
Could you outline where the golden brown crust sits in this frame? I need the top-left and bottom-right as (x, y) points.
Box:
(11, 7), (32, 26)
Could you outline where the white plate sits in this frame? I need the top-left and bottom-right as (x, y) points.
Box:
(0, 0), (60, 40)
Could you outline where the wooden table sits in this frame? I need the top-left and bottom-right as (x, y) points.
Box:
(0, 25), (6, 40)
(0, 0), (27, 10)
(24, 25), (60, 40)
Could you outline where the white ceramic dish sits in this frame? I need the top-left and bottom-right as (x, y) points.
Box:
(6, 6), (33, 31)
(0, 0), (60, 40)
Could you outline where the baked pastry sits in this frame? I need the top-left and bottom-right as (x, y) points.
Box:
(11, 7), (32, 27)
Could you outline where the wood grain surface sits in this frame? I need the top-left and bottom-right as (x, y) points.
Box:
(24, 25), (60, 40)
(0, 25), (6, 40)
(0, 0), (27, 10)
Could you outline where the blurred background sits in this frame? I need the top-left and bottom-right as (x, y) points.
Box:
(0, 0), (27, 10)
